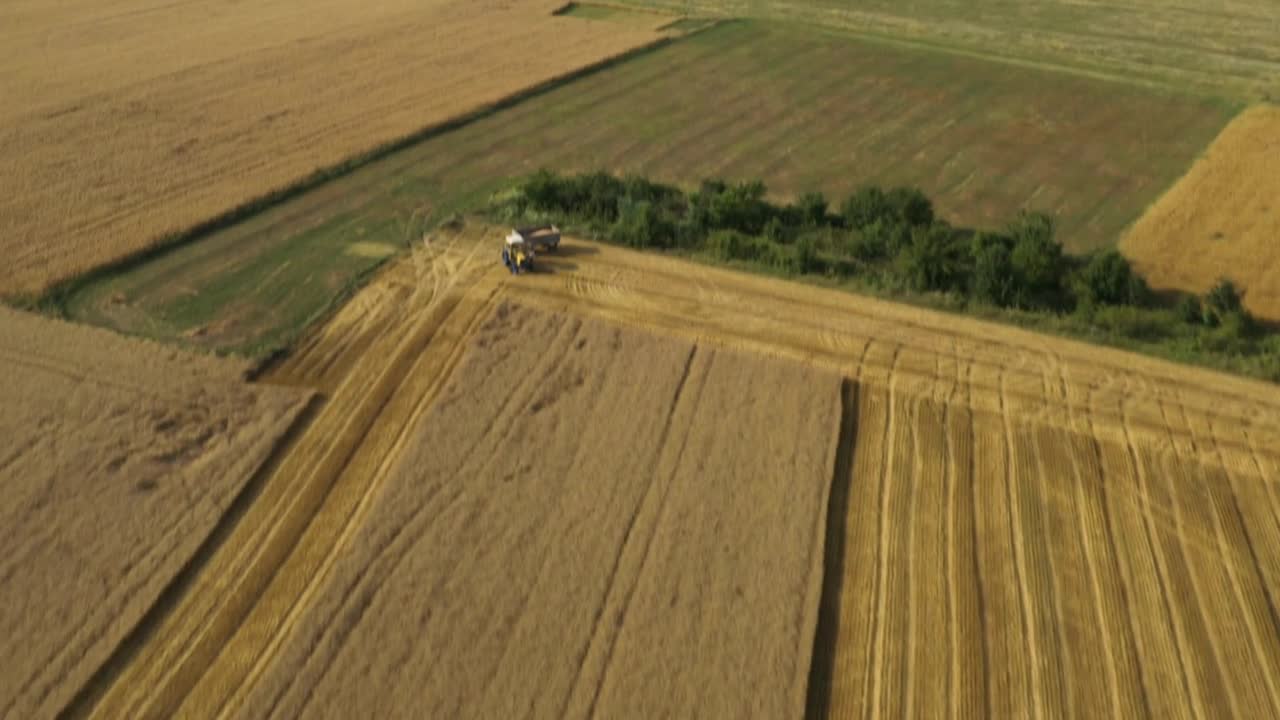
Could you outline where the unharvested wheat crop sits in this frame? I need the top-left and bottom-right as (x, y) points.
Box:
(0, 0), (661, 296)
(0, 307), (309, 719)
(197, 303), (841, 719)
(1122, 104), (1280, 321)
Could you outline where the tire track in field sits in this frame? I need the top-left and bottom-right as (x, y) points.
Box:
(1063, 430), (1122, 716)
(1154, 408), (1245, 719)
(861, 356), (897, 720)
(526, 247), (1280, 462)
(82, 237), (498, 719)
(579, 351), (716, 718)
(557, 342), (697, 716)
(204, 276), (510, 719)
(510, 274), (1280, 467)
(1119, 408), (1206, 720)
(1024, 425), (1076, 719)
(1200, 420), (1280, 717)
(997, 360), (1043, 720)
(272, 304), (570, 716)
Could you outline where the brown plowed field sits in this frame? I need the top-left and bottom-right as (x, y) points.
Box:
(0, 0), (662, 296)
(90, 225), (1280, 717)
(0, 307), (309, 719)
(1122, 104), (1280, 322)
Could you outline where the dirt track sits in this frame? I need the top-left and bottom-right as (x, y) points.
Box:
(0, 308), (309, 719)
(86, 225), (1280, 718)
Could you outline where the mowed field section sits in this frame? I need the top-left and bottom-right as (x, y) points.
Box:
(611, 0), (1280, 99)
(1122, 104), (1280, 322)
(0, 307), (310, 719)
(64, 21), (1237, 356)
(817, 388), (1280, 719)
(0, 0), (665, 296)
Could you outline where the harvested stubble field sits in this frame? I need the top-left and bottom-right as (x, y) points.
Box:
(0, 307), (309, 719)
(88, 227), (1280, 718)
(64, 21), (1238, 357)
(1122, 104), (1280, 322)
(0, 0), (664, 297)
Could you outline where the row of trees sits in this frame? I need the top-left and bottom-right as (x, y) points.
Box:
(500, 169), (1261, 350)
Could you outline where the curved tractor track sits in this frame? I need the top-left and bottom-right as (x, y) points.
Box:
(85, 226), (1280, 719)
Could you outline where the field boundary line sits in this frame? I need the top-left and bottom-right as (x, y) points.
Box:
(803, 378), (859, 719)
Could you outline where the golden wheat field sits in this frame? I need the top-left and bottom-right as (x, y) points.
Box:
(0, 0), (663, 297)
(1122, 104), (1280, 322)
(81, 224), (1280, 718)
(0, 307), (309, 719)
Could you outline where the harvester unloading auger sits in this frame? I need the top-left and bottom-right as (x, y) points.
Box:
(501, 224), (560, 275)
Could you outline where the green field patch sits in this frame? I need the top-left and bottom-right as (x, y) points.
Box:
(607, 0), (1280, 99)
(346, 241), (399, 259)
(61, 20), (1236, 357)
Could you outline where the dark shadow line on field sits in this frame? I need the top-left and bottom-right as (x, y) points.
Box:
(805, 378), (859, 720)
(57, 391), (326, 720)
(25, 25), (732, 316)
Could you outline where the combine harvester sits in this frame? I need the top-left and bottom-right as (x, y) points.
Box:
(501, 224), (560, 275)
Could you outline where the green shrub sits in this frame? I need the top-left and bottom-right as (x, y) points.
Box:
(1091, 305), (1176, 342)
(708, 179), (770, 234)
(796, 191), (829, 226)
(841, 186), (891, 229)
(1176, 295), (1203, 324)
(897, 223), (964, 292)
(763, 216), (788, 244)
(1008, 210), (1067, 309)
(1203, 277), (1245, 325)
(971, 238), (1018, 307)
(794, 236), (820, 274)
(1080, 249), (1149, 306)
(885, 186), (935, 228)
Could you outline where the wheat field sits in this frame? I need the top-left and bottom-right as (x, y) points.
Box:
(1122, 104), (1280, 322)
(84, 227), (1280, 717)
(0, 307), (309, 719)
(0, 0), (662, 296)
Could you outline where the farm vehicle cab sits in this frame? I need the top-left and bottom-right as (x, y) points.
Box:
(501, 224), (560, 275)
